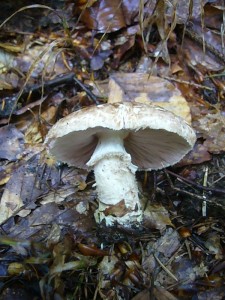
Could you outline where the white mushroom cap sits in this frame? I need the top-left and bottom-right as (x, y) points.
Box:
(45, 102), (196, 170)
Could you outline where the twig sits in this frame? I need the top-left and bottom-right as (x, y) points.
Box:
(184, 27), (225, 63)
(153, 254), (178, 282)
(163, 170), (204, 200)
(166, 170), (225, 195)
(73, 76), (100, 105)
(162, 76), (213, 91)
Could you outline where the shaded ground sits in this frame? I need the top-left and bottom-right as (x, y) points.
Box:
(0, 1), (224, 299)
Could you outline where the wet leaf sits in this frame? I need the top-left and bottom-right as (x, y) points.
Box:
(0, 153), (52, 225)
(204, 233), (223, 259)
(192, 104), (225, 153)
(78, 243), (108, 256)
(75, 0), (126, 32)
(46, 223), (62, 247)
(0, 125), (24, 161)
(108, 73), (192, 123)
(181, 37), (223, 71)
(143, 204), (174, 231)
(0, 49), (15, 73)
(178, 141), (212, 166)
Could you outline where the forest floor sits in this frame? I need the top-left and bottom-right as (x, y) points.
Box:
(0, 1), (224, 299)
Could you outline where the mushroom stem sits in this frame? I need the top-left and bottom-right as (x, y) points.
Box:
(86, 131), (143, 227)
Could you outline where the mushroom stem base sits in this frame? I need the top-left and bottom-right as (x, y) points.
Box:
(93, 155), (143, 227)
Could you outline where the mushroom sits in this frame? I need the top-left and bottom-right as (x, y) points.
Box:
(45, 102), (196, 227)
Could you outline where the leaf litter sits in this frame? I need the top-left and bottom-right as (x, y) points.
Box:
(0, 1), (224, 299)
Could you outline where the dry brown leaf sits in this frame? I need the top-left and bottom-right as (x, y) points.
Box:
(41, 187), (76, 205)
(108, 73), (192, 123)
(24, 106), (57, 144)
(104, 199), (128, 217)
(75, 0), (126, 32)
(178, 141), (212, 166)
(0, 154), (51, 225)
(143, 204), (174, 231)
(146, 0), (208, 24)
(192, 104), (225, 153)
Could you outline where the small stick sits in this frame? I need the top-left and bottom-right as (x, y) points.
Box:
(162, 76), (213, 91)
(153, 254), (178, 282)
(166, 170), (225, 195)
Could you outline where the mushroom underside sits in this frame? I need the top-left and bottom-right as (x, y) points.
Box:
(49, 127), (191, 170)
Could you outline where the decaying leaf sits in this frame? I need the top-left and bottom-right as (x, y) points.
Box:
(24, 106), (57, 144)
(0, 125), (24, 161)
(104, 199), (128, 217)
(0, 154), (52, 225)
(0, 49), (15, 73)
(74, 0), (126, 32)
(108, 73), (192, 123)
(192, 104), (225, 153)
(178, 141), (212, 166)
(144, 204), (174, 231)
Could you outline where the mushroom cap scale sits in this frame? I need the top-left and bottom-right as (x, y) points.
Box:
(45, 102), (196, 170)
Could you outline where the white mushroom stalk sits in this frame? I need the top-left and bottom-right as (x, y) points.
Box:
(86, 131), (142, 226)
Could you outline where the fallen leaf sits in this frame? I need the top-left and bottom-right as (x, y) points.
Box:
(143, 204), (174, 231)
(0, 154), (52, 225)
(0, 125), (24, 161)
(74, 0), (126, 32)
(192, 104), (225, 153)
(108, 73), (192, 123)
(178, 141), (212, 166)
(104, 200), (128, 217)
